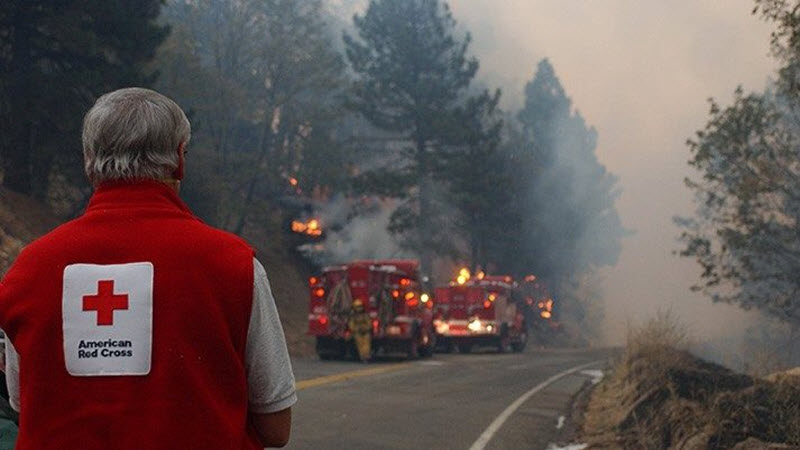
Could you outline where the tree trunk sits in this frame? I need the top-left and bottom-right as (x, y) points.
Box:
(470, 234), (479, 274)
(232, 110), (278, 236)
(416, 135), (434, 278)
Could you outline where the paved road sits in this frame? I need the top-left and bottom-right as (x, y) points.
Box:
(286, 347), (616, 449)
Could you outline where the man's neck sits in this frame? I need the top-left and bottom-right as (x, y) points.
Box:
(159, 178), (181, 193)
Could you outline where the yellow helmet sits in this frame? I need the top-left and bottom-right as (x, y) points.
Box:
(352, 299), (364, 310)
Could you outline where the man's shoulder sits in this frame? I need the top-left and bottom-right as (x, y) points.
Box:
(181, 220), (255, 256)
(0, 217), (84, 284)
(14, 216), (86, 258)
(18, 212), (254, 261)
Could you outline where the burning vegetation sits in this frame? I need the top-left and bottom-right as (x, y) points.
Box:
(291, 218), (323, 237)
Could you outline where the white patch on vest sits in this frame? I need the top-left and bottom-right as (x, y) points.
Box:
(62, 262), (153, 376)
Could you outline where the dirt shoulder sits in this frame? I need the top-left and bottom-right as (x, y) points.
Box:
(578, 346), (800, 449)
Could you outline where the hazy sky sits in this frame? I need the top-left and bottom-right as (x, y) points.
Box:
(447, 0), (778, 343)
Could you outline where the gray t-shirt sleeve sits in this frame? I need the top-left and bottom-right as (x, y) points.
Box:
(5, 336), (19, 412)
(246, 258), (297, 414)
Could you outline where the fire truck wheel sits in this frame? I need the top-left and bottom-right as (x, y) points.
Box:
(407, 338), (419, 359)
(497, 325), (511, 353)
(443, 340), (454, 353)
(406, 322), (420, 359)
(435, 338), (453, 353)
(511, 327), (528, 353)
(316, 337), (345, 360)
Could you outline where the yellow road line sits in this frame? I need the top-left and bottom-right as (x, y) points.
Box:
(296, 363), (410, 390)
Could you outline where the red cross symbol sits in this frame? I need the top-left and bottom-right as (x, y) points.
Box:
(82, 280), (129, 326)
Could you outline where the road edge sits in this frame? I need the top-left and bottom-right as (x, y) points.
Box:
(468, 359), (604, 450)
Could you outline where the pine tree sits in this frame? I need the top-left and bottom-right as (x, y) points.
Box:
(0, 1), (168, 197)
(512, 59), (624, 289)
(443, 89), (511, 272)
(343, 0), (480, 275)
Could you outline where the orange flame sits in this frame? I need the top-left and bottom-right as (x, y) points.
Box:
(456, 267), (470, 285)
(291, 218), (322, 237)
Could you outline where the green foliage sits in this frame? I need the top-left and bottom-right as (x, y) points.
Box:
(0, 0), (168, 197)
(679, 88), (800, 324)
(441, 89), (512, 271)
(517, 60), (571, 165)
(754, 0), (800, 94)
(344, 0), (477, 138)
(344, 0), (486, 272)
(156, 0), (348, 232)
(679, 1), (800, 325)
(506, 59), (625, 285)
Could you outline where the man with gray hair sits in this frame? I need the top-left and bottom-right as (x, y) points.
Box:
(0, 87), (296, 449)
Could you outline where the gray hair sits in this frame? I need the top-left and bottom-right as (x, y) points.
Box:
(82, 87), (191, 184)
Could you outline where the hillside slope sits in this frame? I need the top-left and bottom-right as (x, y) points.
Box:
(242, 212), (315, 357)
(0, 189), (61, 275)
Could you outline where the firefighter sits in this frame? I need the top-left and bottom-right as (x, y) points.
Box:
(348, 299), (372, 362)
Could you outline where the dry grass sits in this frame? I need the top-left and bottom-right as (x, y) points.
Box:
(580, 311), (799, 449)
(624, 309), (688, 360)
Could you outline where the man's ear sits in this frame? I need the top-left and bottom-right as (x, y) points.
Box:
(172, 142), (186, 181)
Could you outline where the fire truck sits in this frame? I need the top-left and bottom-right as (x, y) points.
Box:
(307, 259), (435, 360)
(433, 275), (528, 353)
(517, 276), (562, 343)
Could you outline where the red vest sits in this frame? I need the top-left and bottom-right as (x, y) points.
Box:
(0, 180), (261, 450)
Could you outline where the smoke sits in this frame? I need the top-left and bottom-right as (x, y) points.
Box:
(694, 315), (800, 373)
(297, 195), (415, 267)
(324, 0), (367, 36)
(446, 0), (780, 362)
(319, 0), (786, 368)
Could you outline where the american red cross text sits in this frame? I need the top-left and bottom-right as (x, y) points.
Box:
(82, 280), (129, 326)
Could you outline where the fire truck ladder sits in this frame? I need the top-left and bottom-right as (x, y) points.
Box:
(326, 278), (353, 336)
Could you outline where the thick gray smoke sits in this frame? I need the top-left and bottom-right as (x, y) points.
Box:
(444, 0), (782, 364)
(321, 0), (789, 370)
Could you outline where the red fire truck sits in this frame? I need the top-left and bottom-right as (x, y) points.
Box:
(307, 259), (435, 360)
(433, 275), (528, 353)
(517, 276), (562, 342)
